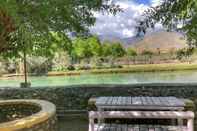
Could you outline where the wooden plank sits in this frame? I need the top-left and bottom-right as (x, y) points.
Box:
(148, 125), (155, 131)
(154, 126), (162, 131)
(140, 125), (149, 131)
(105, 97), (113, 105)
(145, 97), (154, 106)
(140, 97), (148, 105)
(122, 124), (128, 131)
(104, 97), (111, 105)
(128, 96), (132, 105)
(150, 97), (161, 105)
(97, 124), (103, 131)
(117, 124), (122, 131)
(110, 124), (116, 131)
(127, 125), (133, 131)
(89, 111), (194, 119)
(158, 97), (168, 106)
(96, 97), (185, 111)
(117, 97), (122, 105)
(132, 97), (142, 105)
(96, 97), (105, 105)
(167, 97), (185, 107)
(133, 125), (140, 131)
(121, 97), (127, 106)
(94, 124), (188, 131)
(112, 97), (118, 105)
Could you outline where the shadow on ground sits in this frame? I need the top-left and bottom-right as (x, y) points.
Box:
(58, 114), (88, 131)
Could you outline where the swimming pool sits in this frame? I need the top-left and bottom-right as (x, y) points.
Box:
(0, 70), (197, 87)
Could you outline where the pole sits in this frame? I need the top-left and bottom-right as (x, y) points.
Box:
(24, 50), (27, 84)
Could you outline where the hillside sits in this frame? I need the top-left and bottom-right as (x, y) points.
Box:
(131, 31), (187, 53)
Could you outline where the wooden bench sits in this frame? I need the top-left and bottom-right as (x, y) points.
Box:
(89, 111), (195, 131)
(94, 124), (188, 131)
(96, 97), (186, 111)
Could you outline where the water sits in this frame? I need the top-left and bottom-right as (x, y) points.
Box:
(0, 70), (197, 87)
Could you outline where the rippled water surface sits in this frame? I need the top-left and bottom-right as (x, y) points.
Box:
(0, 70), (197, 87)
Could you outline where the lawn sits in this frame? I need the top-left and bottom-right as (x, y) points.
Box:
(48, 63), (197, 76)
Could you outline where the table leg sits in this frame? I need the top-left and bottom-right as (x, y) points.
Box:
(89, 118), (94, 131)
(98, 108), (104, 124)
(187, 118), (194, 131)
(177, 118), (183, 126)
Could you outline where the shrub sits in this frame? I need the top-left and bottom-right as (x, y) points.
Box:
(141, 50), (154, 56)
(67, 65), (75, 71)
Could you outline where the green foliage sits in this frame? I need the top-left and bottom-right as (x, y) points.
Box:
(141, 50), (154, 56)
(127, 48), (137, 56)
(67, 65), (75, 71)
(137, 0), (197, 46)
(72, 37), (92, 60)
(72, 36), (103, 62)
(110, 42), (126, 58)
(176, 48), (194, 60)
(0, 0), (120, 58)
(102, 42), (113, 57)
(86, 36), (102, 57)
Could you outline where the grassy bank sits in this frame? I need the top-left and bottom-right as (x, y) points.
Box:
(47, 63), (197, 76)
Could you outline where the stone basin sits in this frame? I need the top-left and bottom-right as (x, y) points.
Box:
(0, 99), (57, 131)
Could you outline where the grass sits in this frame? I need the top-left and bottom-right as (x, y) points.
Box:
(47, 63), (197, 76)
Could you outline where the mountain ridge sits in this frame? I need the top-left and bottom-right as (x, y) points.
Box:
(99, 31), (187, 52)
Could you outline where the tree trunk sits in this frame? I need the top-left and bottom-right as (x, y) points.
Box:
(23, 51), (27, 84)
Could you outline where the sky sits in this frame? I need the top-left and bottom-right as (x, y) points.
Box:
(90, 0), (162, 39)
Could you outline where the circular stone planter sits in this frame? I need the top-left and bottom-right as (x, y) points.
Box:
(0, 99), (57, 131)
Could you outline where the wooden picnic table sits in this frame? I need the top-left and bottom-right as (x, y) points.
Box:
(89, 111), (194, 131)
(95, 96), (186, 111)
(89, 96), (194, 131)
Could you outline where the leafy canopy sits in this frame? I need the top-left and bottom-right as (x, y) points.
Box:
(0, 0), (120, 58)
(137, 0), (197, 46)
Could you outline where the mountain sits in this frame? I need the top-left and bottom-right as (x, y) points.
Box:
(99, 34), (141, 45)
(98, 31), (187, 53)
(131, 31), (187, 53)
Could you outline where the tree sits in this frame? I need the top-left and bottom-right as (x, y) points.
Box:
(141, 50), (154, 64)
(0, 0), (120, 86)
(72, 37), (92, 63)
(127, 48), (137, 57)
(87, 36), (102, 57)
(111, 43), (126, 58)
(107, 42), (126, 67)
(176, 48), (194, 63)
(0, 0), (120, 57)
(127, 48), (137, 65)
(102, 42), (113, 57)
(137, 0), (197, 47)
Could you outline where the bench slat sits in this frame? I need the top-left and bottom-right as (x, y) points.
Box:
(95, 124), (187, 131)
(96, 97), (185, 111)
(89, 111), (194, 119)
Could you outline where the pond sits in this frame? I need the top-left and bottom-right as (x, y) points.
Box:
(0, 70), (197, 87)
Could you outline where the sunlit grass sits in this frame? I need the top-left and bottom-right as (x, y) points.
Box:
(48, 63), (197, 76)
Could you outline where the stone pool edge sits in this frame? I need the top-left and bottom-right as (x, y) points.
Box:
(0, 99), (57, 131)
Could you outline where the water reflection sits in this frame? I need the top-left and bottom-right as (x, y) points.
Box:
(0, 70), (197, 87)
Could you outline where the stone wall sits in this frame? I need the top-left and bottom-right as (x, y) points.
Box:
(0, 83), (196, 111)
(0, 84), (197, 127)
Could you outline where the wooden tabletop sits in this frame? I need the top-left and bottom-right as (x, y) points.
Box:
(96, 97), (185, 111)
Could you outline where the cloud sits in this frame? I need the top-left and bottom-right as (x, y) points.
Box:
(90, 0), (164, 40)
(90, 0), (149, 39)
(151, 0), (163, 6)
